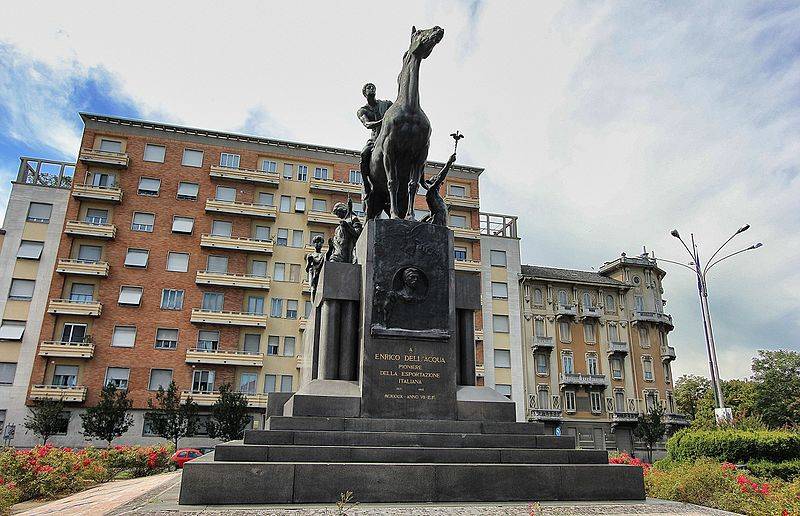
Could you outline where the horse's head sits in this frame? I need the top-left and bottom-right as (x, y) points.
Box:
(409, 25), (444, 59)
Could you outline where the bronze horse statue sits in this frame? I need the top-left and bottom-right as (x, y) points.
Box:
(366, 26), (444, 220)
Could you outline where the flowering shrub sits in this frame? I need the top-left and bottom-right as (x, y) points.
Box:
(667, 429), (800, 463)
(608, 452), (651, 474)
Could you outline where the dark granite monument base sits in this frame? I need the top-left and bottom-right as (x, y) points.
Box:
(179, 416), (645, 504)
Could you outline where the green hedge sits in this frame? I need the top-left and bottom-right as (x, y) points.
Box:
(746, 459), (800, 481)
(667, 429), (800, 463)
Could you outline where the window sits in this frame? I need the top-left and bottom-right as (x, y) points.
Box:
(131, 212), (155, 232)
(211, 220), (232, 237)
(495, 384), (511, 398)
(558, 290), (569, 306)
(59, 323), (86, 343)
(608, 323), (619, 342)
(643, 357), (654, 381)
(312, 199), (327, 212)
(251, 260), (267, 277)
(99, 139), (123, 153)
(283, 163), (293, 179)
(283, 336), (296, 356)
(274, 263), (286, 281)
(256, 192), (274, 206)
(492, 315), (509, 333)
(494, 349), (511, 368)
(562, 353), (574, 374)
(659, 331), (667, 347)
(91, 172), (114, 187)
(247, 296), (265, 315)
(85, 208), (108, 224)
(533, 288), (543, 306)
(537, 387), (549, 409)
(243, 334), (260, 353)
(645, 391), (657, 411)
(587, 354), (598, 375)
(294, 197), (306, 213)
(279, 196), (291, 213)
(9, 279), (34, 300)
(663, 362), (672, 383)
(582, 292), (592, 308)
(449, 184), (466, 197)
(155, 328), (178, 349)
(491, 282), (508, 299)
(611, 358), (623, 379)
(286, 299), (298, 319)
(352, 202), (365, 216)
(590, 392), (602, 414)
(583, 323), (595, 343)
(182, 149), (204, 167)
(449, 214), (467, 228)
(304, 301), (313, 318)
(202, 292), (224, 312)
(564, 391), (576, 412)
(192, 370), (215, 392)
(535, 354), (548, 375)
(239, 373), (257, 394)
(105, 367), (130, 389)
(53, 365), (78, 387)
(124, 248), (149, 268)
(143, 143), (166, 162)
(267, 336), (280, 355)
(215, 186), (236, 202)
(254, 225), (270, 241)
(349, 170), (362, 184)
(534, 318), (545, 337)
(296, 165), (308, 181)
(270, 298), (283, 317)
(118, 286), (143, 306)
(219, 153), (240, 168)
(148, 369), (172, 390)
(0, 363), (16, 385)
(276, 228), (288, 246)
(605, 294), (615, 312)
(0, 321), (25, 341)
(260, 160), (277, 173)
(167, 252), (189, 272)
(615, 390), (626, 412)
(291, 230), (304, 248)
(559, 321), (571, 343)
(489, 250), (507, 267)
(634, 295), (644, 312)
(161, 289), (184, 310)
(313, 167), (328, 180)
(177, 182), (199, 200)
(207, 255), (228, 273)
(198, 330), (219, 350)
(289, 264), (301, 283)
(17, 241), (44, 260)
(111, 326), (136, 347)
(137, 177), (161, 196)
(69, 283), (94, 302)
(77, 245), (102, 263)
(263, 374), (277, 393)
(280, 375), (293, 392)
(26, 202), (52, 223)
(454, 247), (467, 261)
(638, 327), (650, 347)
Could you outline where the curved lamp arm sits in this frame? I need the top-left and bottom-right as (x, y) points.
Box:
(704, 225), (750, 275)
(706, 243), (763, 274)
(654, 257), (701, 277)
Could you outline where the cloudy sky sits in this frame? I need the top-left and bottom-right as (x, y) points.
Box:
(1, 1), (798, 379)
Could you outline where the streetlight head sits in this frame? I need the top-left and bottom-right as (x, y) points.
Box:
(751, 242), (763, 249)
(737, 224), (750, 234)
(670, 229), (680, 238)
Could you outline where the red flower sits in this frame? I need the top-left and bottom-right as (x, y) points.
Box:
(39, 465), (54, 473)
(720, 462), (736, 471)
(736, 474), (748, 485)
(82, 458), (92, 466)
(759, 483), (769, 495)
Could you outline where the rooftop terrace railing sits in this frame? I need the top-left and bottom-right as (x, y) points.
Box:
(16, 157), (75, 189)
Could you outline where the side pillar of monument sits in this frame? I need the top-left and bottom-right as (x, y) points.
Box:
(283, 261), (362, 417)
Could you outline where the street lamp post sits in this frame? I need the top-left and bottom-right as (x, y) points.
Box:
(657, 225), (762, 423)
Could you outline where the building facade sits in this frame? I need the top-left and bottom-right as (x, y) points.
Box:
(520, 254), (688, 452)
(0, 158), (72, 447)
(24, 113), (487, 446)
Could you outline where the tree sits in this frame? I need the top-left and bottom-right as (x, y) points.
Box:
(25, 399), (67, 444)
(674, 374), (711, 421)
(752, 349), (800, 428)
(633, 405), (666, 464)
(146, 381), (199, 448)
(80, 384), (134, 446)
(207, 383), (251, 442)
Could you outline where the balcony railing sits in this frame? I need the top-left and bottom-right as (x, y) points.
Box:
(181, 390), (269, 408)
(185, 348), (263, 367)
(64, 220), (116, 239)
(661, 345), (676, 362)
(16, 157), (75, 189)
(454, 259), (481, 272)
(610, 412), (639, 424)
(204, 199), (277, 219)
(47, 299), (102, 317)
(580, 306), (603, 319)
(72, 183), (123, 203)
(190, 308), (267, 327)
(30, 385), (87, 402)
(299, 317), (308, 332)
(450, 226), (480, 241)
(531, 336), (555, 352)
(209, 165), (279, 186)
(195, 271), (271, 290)
(38, 341), (95, 358)
(56, 259), (109, 277)
(479, 212), (518, 238)
(632, 311), (675, 331)
(79, 148), (129, 168)
(309, 177), (362, 195)
(559, 372), (609, 388)
(301, 280), (311, 295)
(555, 304), (578, 318)
(200, 234), (274, 254)
(664, 413), (690, 426)
(607, 341), (630, 355)
(527, 408), (563, 421)
(307, 210), (339, 226)
(444, 195), (479, 209)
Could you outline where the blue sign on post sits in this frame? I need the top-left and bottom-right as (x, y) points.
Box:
(555, 426), (561, 436)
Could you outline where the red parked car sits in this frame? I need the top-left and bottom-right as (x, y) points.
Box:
(171, 448), (204, 468)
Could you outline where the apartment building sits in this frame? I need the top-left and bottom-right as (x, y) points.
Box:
(520, 253), (688, 452)
(25, 113), (486, 446)
(0, 158), (72, 447)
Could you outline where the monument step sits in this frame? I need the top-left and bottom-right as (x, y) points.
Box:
(214, 443), (608, 464)
(179, 456), (645, 504)
(265, 416), (545, 435)
(242, 429), (574, 449)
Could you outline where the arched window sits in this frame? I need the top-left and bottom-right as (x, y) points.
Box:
(558, 290), (568, 306)
(582, 292), (592, 307)
(533, 288), (543, 306)
(605, 294), (615, 311)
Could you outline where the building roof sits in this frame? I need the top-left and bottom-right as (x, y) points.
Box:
(599, 254), (666, 278)
(79, 113), (484, 176)
(520, 264), (627, 288)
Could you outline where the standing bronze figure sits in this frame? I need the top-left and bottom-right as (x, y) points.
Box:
(327, 198), (362, 264)
(422, 152), (456, 226)
(305, 235), (326, 298)
(357, 83), (393, 213)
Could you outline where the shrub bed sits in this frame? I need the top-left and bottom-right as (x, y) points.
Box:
(746, 459), (800, 482)
(667, 429), (800, 463)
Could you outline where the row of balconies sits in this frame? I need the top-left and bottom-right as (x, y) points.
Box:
(551, 303), (674, 331)
(531, 335), (675, 363)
